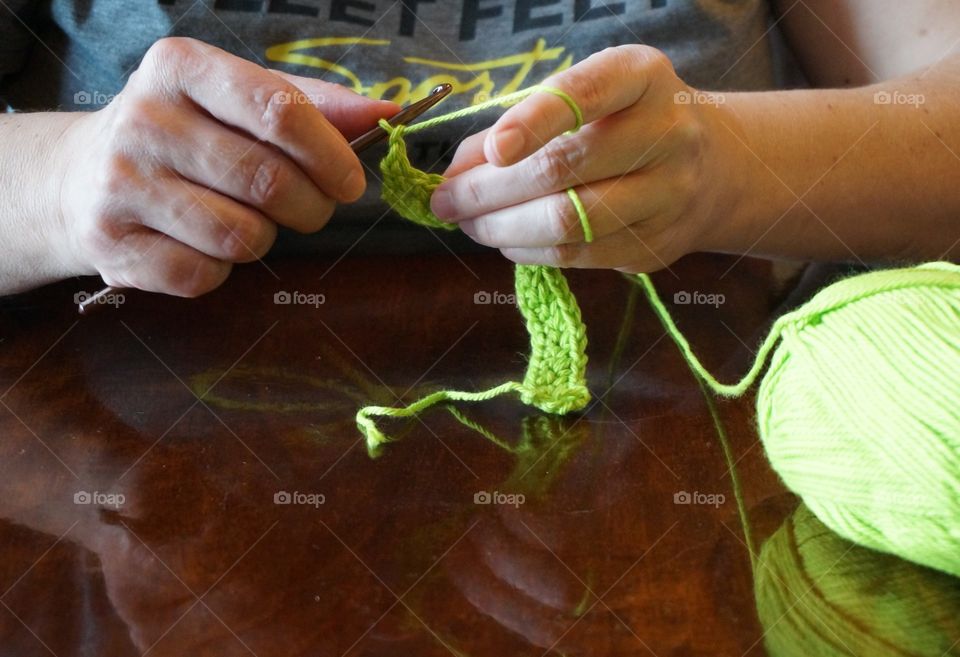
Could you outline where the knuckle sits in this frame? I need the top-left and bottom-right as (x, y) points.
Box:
(459, 175), (486, 213)
(170, 258), (231, 298)
(622, 44), (671, 71)
(97, 154), (136, 199)
(563, 66), (606, 117)
(672, 166), (700, 201)
(547, 242), (579, 268)
(546, 192), (581, 243)
(293, 197), (335, 234)
(110, 97), (161, 139)
(221, 215), (276, 261)
(661, 114), (705, 167)
(141, 37), (195, 76)
(256, 87), (298, 140)
(533, 144), (577, 189)
(469, 218), (497, 246)
(244, 156), (287, 208)
(77, 211), (122, 255)
(675, 119), (705, 156)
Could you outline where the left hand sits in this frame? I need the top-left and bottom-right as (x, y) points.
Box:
(429, 45), (743, 272)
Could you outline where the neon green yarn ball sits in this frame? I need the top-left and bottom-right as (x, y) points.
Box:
(755, 262), (960, 577)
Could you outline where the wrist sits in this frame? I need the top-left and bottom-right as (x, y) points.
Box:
(45, 112), (95, 278)
(691, 97), (756, 255)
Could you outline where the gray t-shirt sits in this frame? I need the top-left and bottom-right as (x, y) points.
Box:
(1, 0), (792, 254)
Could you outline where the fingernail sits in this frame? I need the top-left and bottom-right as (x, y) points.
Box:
(340, 168), (365, 201)
(431, 187), (455, 220)
(491, 127), (523, 164)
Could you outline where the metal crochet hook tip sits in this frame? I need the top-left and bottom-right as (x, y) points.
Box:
(77, 83), (454, 316)
(348, 83), (452, 153)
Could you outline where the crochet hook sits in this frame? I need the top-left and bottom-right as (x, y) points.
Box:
(77, 83), (454, 315)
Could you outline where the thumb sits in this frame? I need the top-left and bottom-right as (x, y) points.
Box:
(269, 71), (400, 140)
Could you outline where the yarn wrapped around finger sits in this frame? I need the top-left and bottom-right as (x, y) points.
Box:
(360, 82), (960, 580)
(358, 85), (593, 455)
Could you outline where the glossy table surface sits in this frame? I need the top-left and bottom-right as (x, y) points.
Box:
(0, 252), (957, 657)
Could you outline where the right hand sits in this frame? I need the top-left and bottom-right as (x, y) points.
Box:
(52, 37), (398, 297)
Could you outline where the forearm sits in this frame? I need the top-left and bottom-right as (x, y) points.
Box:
(0, 111), (85, 293)
(704, 60), (960, 262)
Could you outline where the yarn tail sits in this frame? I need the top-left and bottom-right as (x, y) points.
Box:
(632, 273), (785, 397)
(357, 381), (525, 456)
(357, 265), (590, 457)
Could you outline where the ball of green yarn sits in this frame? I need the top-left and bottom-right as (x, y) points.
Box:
(755, 504), (960, 657)
(755, 262), (960, 577)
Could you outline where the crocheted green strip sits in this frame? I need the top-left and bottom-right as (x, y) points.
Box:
(516, 264), (590, 413)
(358, 85), (591, 454)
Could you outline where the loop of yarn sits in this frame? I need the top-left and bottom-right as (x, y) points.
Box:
(358, 85), (592, 455)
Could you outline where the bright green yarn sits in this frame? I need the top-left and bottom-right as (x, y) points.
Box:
(637, 262), (960, 577)
(378, 119), (450, 231)
(755, 504), (960, 657)
(755, 263), (960, 578)
(354, 263), (590, 454)
(514, 263), (589, 413)
(357, 86), (591, 455)
(363, 83), (960, 580)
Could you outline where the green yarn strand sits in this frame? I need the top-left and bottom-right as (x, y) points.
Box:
(358, 84), (592, 454)
(364, 80), (960, 583)
(632, 272), (783, 396)
(356, 263), (591, 455)
(566, 188), (593, 243)
(397, 84), (584, 137)
(356, 381), (524, 455)
(634, 263), (960, 399)
(636, 263), (960, 578)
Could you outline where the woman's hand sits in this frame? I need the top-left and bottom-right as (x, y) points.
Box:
(430, 45), (744, 272)
(52, 37), (398, 297)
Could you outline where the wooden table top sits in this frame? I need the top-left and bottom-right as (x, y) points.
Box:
(0, 251), (957, 657)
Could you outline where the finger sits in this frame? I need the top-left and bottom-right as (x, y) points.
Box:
(432, 110), (663, 221)
(138, 178), (277, 262)
(499, 225), (669, 271)
(99, 228), (232, 298)
(147, 107), (335, 233)
(269, 70), (400, 140)
(442, 127), (491, 177)
(483, 45), (672, 167)
(459, 173), (668, 248)
(136, 38), (364, 202)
